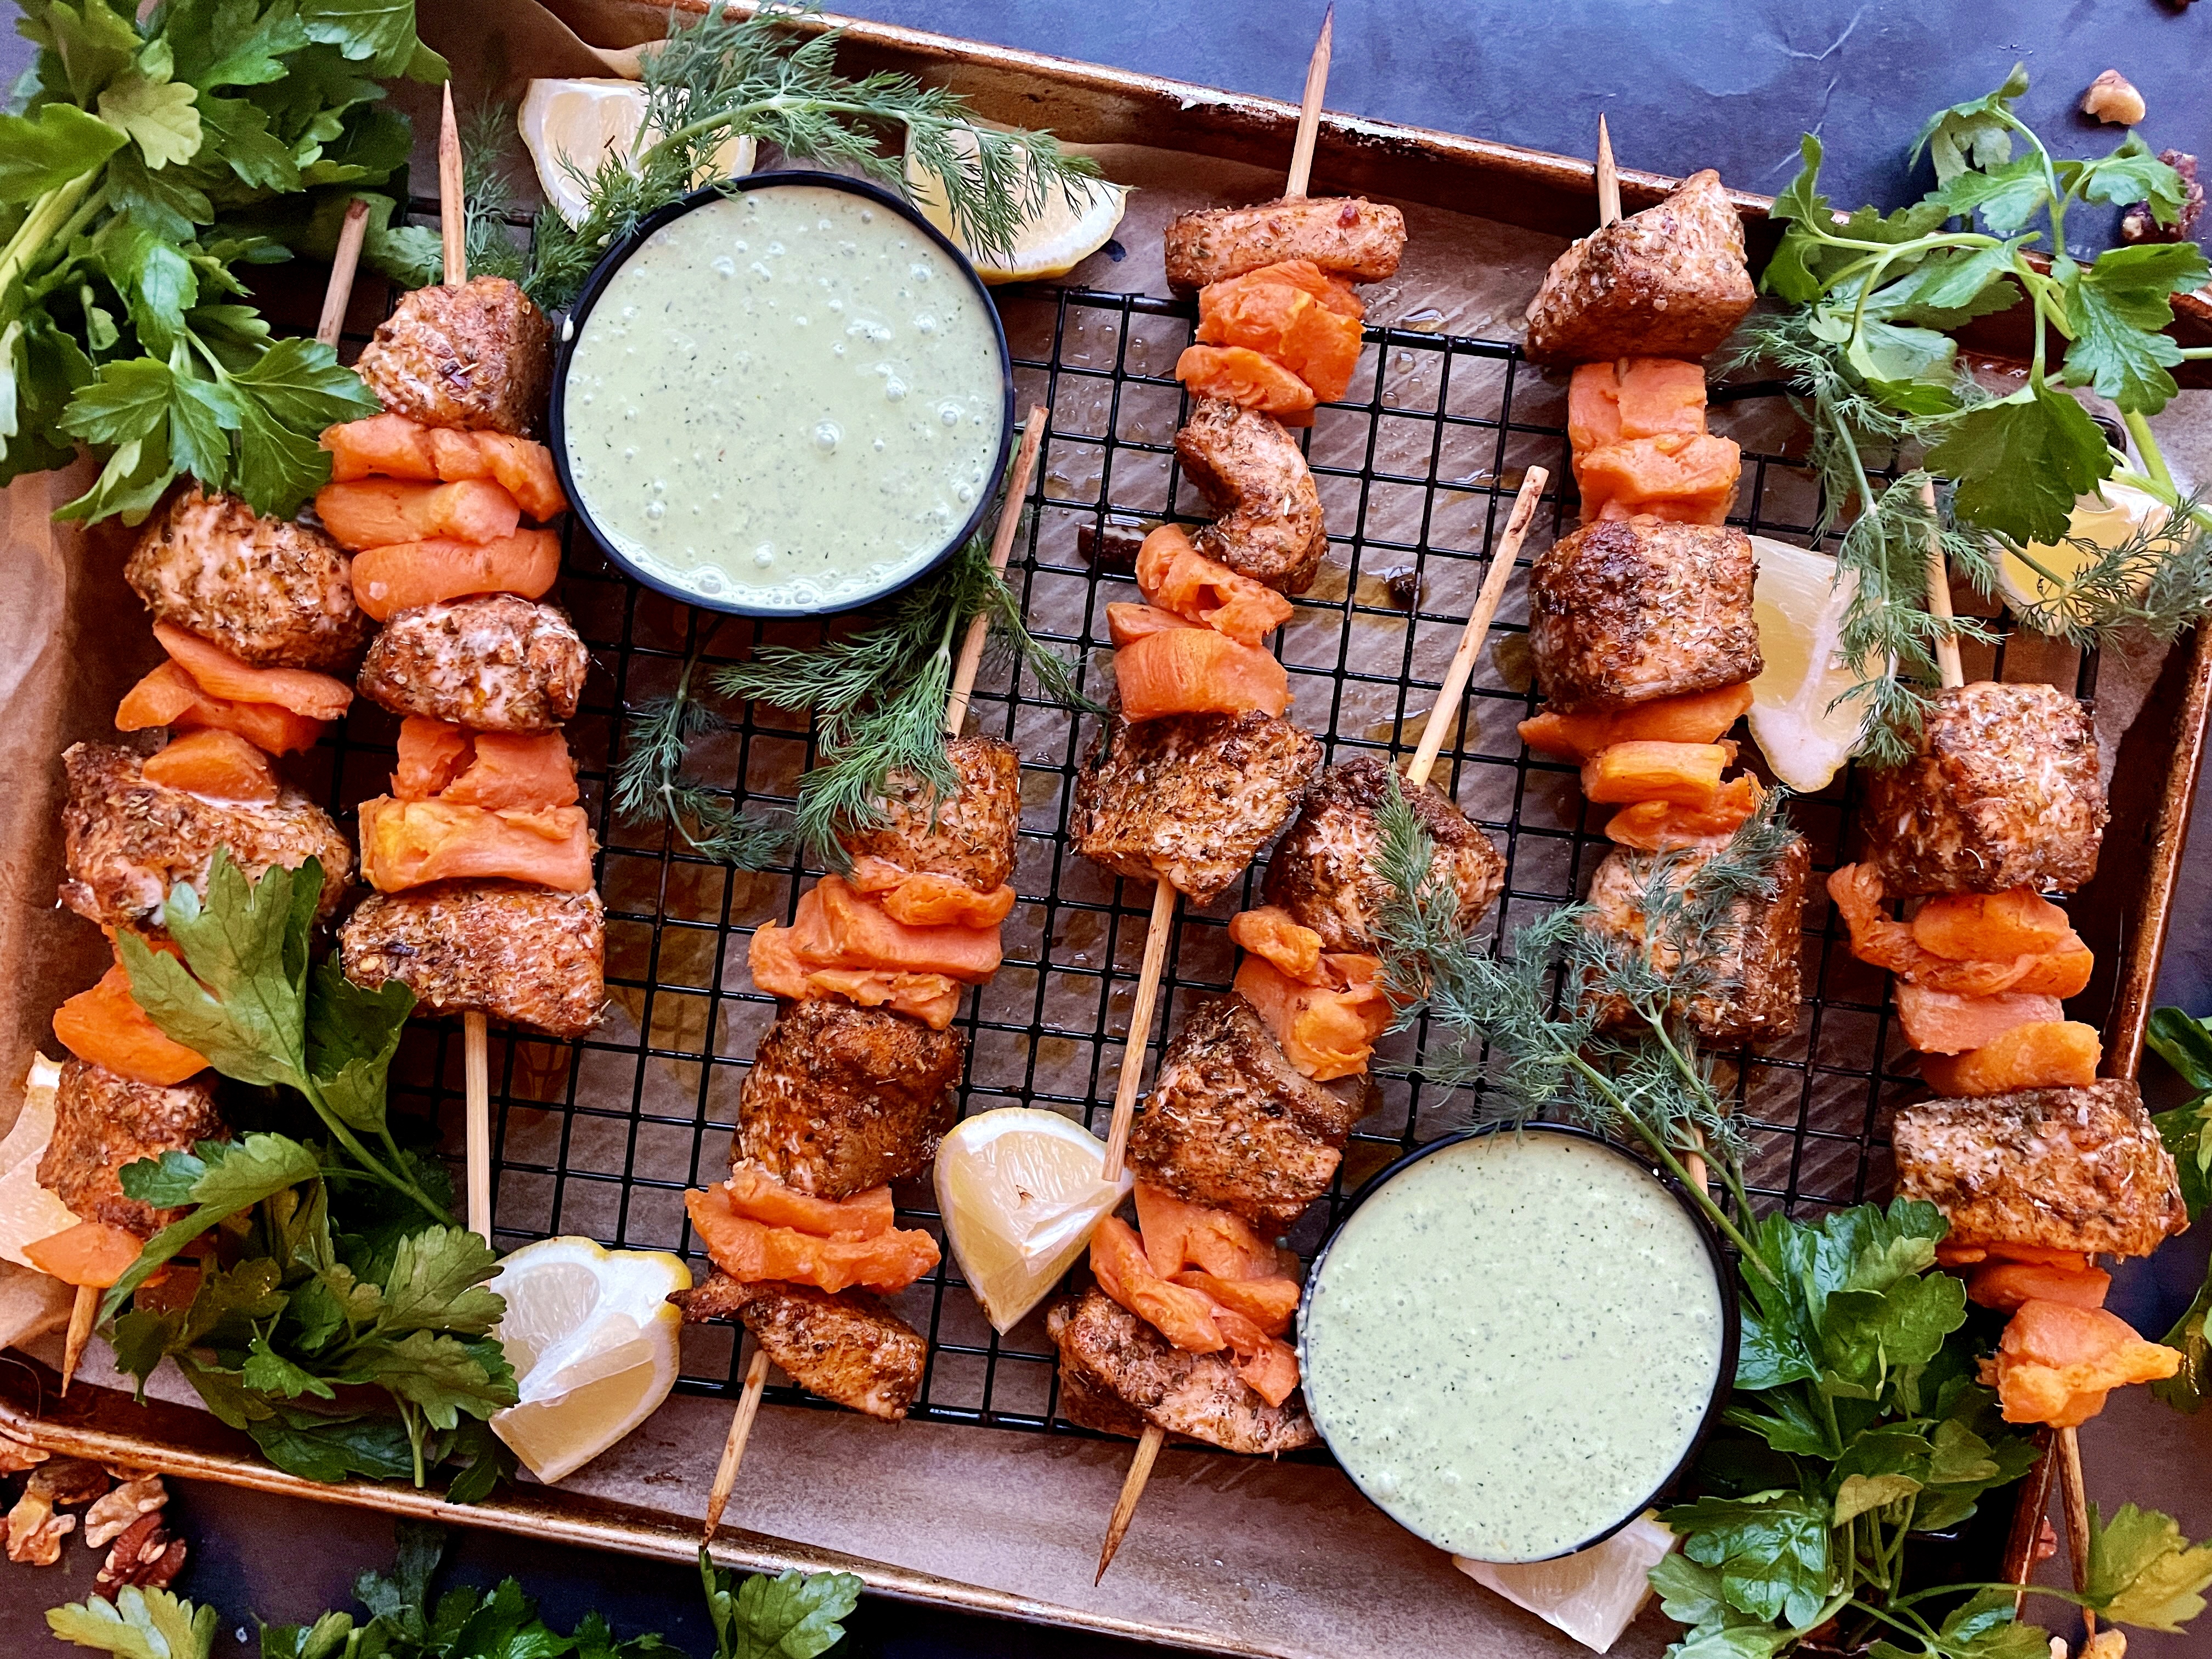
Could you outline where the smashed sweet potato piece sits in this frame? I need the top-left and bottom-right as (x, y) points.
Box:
(1966, 1261), (2111, 1312)
(53, 962), (209, 1087)
(1986, 1299), (2180, 1427)
(1893, 984), (2064, 1055)
(1227, 905), (1327, 983)
(1174, 345), (1319, 424)
(1233, 952), (1392, 1081)
(1135, 524), (1295, 645)
(2012, 935), (2095, 998)
(24, 1221), (145, 1289)
(723, 1167), (894, 1239)
(1918, 1020), (2102, 1098)
(1827, 865), (2076, 997)
(682, 1187), (938, 1294)
(116, 661), (325, 756)
(1911, 888), (2073, 961)
(1092, 1215), (1228, 1353)
(1114, 623), (1291, 720)
(1133, 1183), (1290, 1283)
(1106, 601), (1198, 651)
(1518, 682), (1753, 760)
(1606, 775), (1762, 850)
(140, 729), (279, 802)
(154, 623), (352, 721)
(1579, 740), (1733, 808)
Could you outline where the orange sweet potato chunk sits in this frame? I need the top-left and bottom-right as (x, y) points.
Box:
(1911, 888), (2073, 961)
(53, 962), (210, 1087)
(1894, 984), (2064, 1055)
(1579, 740), (1733, 807)
(723, 1167), (894, 1239)
(1966, 1262), (2111, 1312)
(25, 1220), (146, 1288)
(683, 1187), (939, 1294)
(1918, 1020), (2101, 1098)
(141, 729), (280, 802)
(1519, 682), (1753, 760)
(117, 661), (325, 755)
(1174, 345), (1318, 423)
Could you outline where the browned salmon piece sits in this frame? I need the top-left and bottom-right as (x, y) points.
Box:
(354, 276), (554, 436)
(1523, 170), (1756, 363)
(1164, 196), (1407, 291)
(1047, 1288), (1317, 1454)
(672, 1275), (927, 1421)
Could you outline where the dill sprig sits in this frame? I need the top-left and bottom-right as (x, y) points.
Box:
(523, 3), (1102, 311)
(1722, 312), (2003, 765)
(2008, 487), (2212, 649)
(712, 502), (1093, 865)
(610, 634), (794, 870)
(458, 100), (533, 286)
(1373, 774), (1800, 1258)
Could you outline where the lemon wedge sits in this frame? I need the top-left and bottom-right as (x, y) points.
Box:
(1455, 1513), (1677, 1654)
(1746, 534), (1872, 795)
(934, 1108), (1133, 1332)
(905, 125), (1128, 284)
(487, 1235), (690, 1485)
(518, 79), (756, 228)
(0, 1057), (75, 1271)
(1997, 478), (2169, 624)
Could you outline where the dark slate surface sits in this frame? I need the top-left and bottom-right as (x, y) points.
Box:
(5, 2), (2212, 1652)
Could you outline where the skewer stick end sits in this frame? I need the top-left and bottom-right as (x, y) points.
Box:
(1097, 1422), (1167, 1582)
(704, 1346), (773, 1541)
(60, 1284), (98, 1396)
(463, 1011), (492, 1243)
(1594, 114), (1622, 227)
(438, 83), (466, 286)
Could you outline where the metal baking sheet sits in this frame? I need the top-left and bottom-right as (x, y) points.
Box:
(5, 3), (2211, 1653)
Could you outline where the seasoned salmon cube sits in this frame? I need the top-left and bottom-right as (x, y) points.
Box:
(1528, 517), (1762, 711)
(1523, 170), (1756, 364)
(337, 881), (606, 1039)
(733, 999), (963, 1199)
(1047, 1288), (1317, 1454)
(1262, 755), (1504, 952)
(1164, 196), (1406, 291)
(357, 594), (588, 733)
(839, 736), (1021, 893)
(1173, 398), (1327, 595)
(1128, 992), (1374, 1232)
(41, 1060), (226, 1238)
(1070, 709), (1322, 906)
(1863, 681), (2106, 896)
(354, 276), (554, 436)
(1583, 833), (1809, 1047)
(672, 1276), (926, 1421)
(1892, 1079), (2185, 1259)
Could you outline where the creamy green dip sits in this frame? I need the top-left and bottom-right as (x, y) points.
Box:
(1301, 1132), (1728, 1563)
(561, 183), (1006, 611)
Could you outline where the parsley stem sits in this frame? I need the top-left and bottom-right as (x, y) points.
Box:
(0, 173), (94, 298)
(2125, 410), (2176, 495)
(2180, 347), (2212, 359)
(1893, 1580), (2095, 1611)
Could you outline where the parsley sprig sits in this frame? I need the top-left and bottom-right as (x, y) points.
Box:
(1737, 65), (2212, 762)
(2145, 1005), (2212, 1413)
(48, 1522), (861, 1659)
(99, 850), (515, 1492)
(1, 0), (444, 523)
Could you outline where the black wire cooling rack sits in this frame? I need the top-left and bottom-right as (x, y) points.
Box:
(315, 278), (2098, 1439)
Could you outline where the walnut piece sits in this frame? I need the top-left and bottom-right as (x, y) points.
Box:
(27, 1457), (110, 1508)
(82, 1475), (167, 1548)
(6, 1490), (76, 1565)
(2121, 150), (2203, 244)
(0, 1438), (48, 1475)
(2082, 69), (2147, 125)
(93, 1509), (187, 1601)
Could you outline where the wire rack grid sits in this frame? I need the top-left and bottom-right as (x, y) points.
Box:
(317, 273), (2096, 1443)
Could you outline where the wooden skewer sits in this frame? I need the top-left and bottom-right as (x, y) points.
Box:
(1594, 113), (1622, 229)
(1402, 469), (1550, 792)
(1589, 118), (1708, 1195)
(1284, 5), (1332, 201)
(702, 410), (1050, 1542)
(59, 1286), (97, 1396)
(316, 198), (370, 348)
(430, 87), (497, 1246)
(1096, 10), (1336, 1582)
(1917, 486), (2096, 1610)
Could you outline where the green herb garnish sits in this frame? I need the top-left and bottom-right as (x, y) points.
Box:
(613, 434), (1091, 868)
(47, 1522), (856, 1659)
(1, 0), (444, 523)
(97, 850), (515, 1492)
(2146, 1004), (2212, 1412)
(520, 2), (1102, 312)
(1735, 65), (2212, 761)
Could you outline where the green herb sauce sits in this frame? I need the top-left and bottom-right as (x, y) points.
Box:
(562, 184), (1004, 611)
(1300, 1132), (1727, 1563)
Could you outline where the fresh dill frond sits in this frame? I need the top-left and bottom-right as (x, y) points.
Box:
(2009, 488), (2212, 650)
(458, 99), (532, 285)
(523, 2), (1101, 310)
(1373, 774), (1798, 1231)
(611, 641), (794, 871)
(712, 449), (1094, 865)
(1724, 311), (2004, 765)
